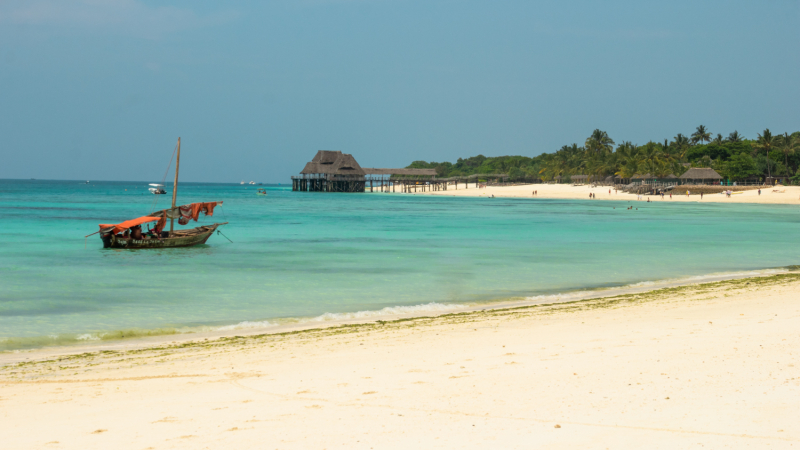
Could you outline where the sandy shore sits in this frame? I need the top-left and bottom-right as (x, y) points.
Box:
(2, 274), (799, 449)
(390, 182), (800, 204)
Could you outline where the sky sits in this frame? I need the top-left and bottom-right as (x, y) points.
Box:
(1, 0), (798, 183)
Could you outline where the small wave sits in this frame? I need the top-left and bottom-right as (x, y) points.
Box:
(625, 269), (786, 288)
(0, 327), (181, 352)
(76, 333), (101, 341)
(209, 302), (467, 333)
(309, 302), (467, 322)
(523, 268), (787, 304)
(215, 320), (277, 331)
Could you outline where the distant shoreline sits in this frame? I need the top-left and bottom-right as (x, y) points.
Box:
(388, 182), (800, 204)
(0, 179), (292, 186)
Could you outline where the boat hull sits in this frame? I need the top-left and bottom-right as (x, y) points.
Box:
(101, 223), (226, 249)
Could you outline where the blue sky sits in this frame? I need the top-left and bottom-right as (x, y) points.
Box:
(1, 0), (798, 182)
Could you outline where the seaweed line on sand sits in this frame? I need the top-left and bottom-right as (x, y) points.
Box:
(2, 272), (798, 379)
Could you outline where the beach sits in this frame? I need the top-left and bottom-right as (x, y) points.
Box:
(2, 274), (798, 449)
(397, 182), (800, 204)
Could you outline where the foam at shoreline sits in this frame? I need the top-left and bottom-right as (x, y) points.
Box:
(518, 268), (787, 306)
(1, 268), (789, 353)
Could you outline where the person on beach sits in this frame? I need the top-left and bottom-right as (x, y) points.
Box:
(701, 192), (703, 200)
(759, 189), (761, 195)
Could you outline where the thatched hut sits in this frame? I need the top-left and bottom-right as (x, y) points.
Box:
(300, 150), (366, 177)
(679, 168), (722, 185)
(294, 150), (367, 192)
(293, 150), (440, 193)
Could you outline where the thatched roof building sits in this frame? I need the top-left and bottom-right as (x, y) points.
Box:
(294, 150), (443, 192)
(301, 150), (366, 176)
(299, 151), (438, 177)
(679, 168), (722, 183)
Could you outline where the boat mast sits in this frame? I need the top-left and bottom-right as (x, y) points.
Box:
(170, 137), (181, 235)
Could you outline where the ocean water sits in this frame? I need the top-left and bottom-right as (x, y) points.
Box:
(1, 179), (799, 351)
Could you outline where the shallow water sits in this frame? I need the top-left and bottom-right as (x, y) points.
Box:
(1, 179), (798, 350)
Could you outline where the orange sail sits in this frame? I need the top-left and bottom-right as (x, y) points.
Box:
(99, 216), (162, 235)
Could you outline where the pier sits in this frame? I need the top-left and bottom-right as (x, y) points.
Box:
(292, 151), (508, 193)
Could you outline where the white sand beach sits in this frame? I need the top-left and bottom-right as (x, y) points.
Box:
(2, 274), (799, 449)
(393, 182), (800, 204)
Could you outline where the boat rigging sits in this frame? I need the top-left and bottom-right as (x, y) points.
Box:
(87, 137), (228, 249)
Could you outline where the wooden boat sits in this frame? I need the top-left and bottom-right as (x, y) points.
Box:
(90, 137), (228, 249)
(100, 222), (227, 249)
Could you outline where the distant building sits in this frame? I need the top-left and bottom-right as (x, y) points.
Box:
(292, 150), (437, 192)
(679, 168), (723, 185)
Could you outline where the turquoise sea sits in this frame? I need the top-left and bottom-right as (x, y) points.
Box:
(2, 179), (799, 351)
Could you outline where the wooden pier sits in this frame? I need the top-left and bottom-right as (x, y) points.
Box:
(292, 151), (508, 193)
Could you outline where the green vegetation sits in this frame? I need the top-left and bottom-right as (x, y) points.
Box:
(407, 127), (800, 183)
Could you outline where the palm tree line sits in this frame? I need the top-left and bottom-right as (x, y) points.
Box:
(407, 126), (800, 183)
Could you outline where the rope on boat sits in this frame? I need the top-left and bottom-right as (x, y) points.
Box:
(217, 229), (233, 243)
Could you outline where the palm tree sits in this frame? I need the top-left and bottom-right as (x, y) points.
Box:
(752, 129), (776, 179)
(691, 125), (712, 145)
(672, 134), (691, 161)
(712, 134), (724, 146)
(585, 129), (615, 156)
(727, 131), (744, 143)
(776, 132), (800, 176)
(615, 142), (639, 179)
(637, 142), (663, 176)
(596, 152), (618, 179)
